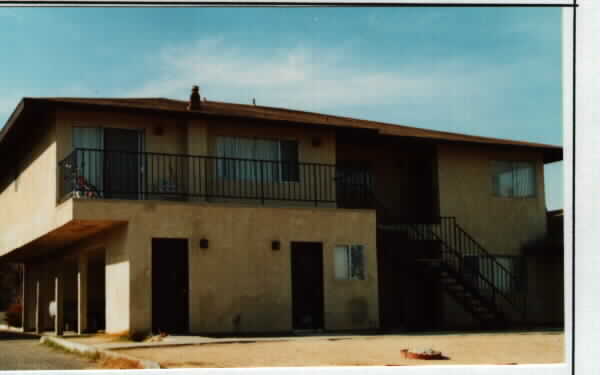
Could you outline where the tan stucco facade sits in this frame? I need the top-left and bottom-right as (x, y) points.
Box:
(1, 104), (562, 335)
(64, 199), (378, 334)
(437, 143), (547, 255)
(0, 113), (79, 259)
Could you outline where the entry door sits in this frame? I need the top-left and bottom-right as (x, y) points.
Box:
(152, 239), (189, 333)
(291, 242), (324, 330)
(103, 128), (141, 199)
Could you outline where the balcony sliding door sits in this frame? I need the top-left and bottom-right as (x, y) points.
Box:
(103, 128), (142, 200)
(73, 127), (104, 195)
(72, 127), (143, 200)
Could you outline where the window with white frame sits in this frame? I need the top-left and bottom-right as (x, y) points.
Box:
(491, 161), (536, 198)
(334, 245), (365, 280)
(216, 136), (299, 182)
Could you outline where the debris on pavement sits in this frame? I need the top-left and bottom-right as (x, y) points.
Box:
(401, 348), (449, 360)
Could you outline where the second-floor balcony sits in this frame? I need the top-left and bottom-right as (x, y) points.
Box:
(58, 148), (374, 208)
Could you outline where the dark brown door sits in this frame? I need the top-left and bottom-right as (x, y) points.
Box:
(152, 238), (189, 333)
(291, 242), (324, 330)
(103, 128), (140, 199)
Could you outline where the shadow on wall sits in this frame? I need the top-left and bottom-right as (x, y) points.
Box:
(0, 263), (22, 311)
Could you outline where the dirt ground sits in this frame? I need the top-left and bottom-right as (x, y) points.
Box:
(116, 331), (564, 368)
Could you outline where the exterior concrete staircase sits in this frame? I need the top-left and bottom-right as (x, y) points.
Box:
(436, 263), (508, 329)
(377, 211), (526, 330)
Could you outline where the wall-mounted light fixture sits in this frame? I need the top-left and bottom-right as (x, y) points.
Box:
(271, 240), (281, 251)
(199, 238), (209, 249)
(311, 137), (322, 147)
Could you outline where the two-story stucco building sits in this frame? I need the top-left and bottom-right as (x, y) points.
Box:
(0, 86), (563, 337)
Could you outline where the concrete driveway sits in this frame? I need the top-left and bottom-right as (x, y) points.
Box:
(0, 330), (95, 370)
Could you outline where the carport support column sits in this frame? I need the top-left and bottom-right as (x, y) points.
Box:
(54, 271), (64, 336)
(77, 254), (88, 334)
(21, 264), (26, 330)
(35, 279), (40, 334)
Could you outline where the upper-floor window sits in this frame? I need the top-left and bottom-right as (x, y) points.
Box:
(216, 136), (299, 182)
(491, 161), (536, 198)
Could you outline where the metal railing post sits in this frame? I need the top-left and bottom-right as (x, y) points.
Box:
(491, 258), (496, 304)
(204, 157), (209, 201)
(313, 165), (318, 207)
(260, 160), (265, 205)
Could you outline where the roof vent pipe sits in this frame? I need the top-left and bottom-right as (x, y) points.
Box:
(187, 85), (201, 111)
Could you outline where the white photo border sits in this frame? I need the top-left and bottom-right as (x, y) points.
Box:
(0, 1), (590, 375)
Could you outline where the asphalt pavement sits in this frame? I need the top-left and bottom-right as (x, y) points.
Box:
(0, 330), (95, 370)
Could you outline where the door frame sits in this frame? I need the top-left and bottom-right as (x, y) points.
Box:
(290, 241), (325, 331)
(103, 127), (145, 200)
(71, 126), (145, 200)
(151, 238), (190, 334)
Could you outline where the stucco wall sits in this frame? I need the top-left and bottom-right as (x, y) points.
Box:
(71, 199), (378, 334)
(437, 143), (547, 255)
(208, 120), (335, 165)
(0, 116), (75, 257)
(55, 109), (187, 162)
(55, 109), (334, 165)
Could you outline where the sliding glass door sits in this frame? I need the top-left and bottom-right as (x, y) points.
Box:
(73, 127), (143, 199)
(73, 127), (104, 194)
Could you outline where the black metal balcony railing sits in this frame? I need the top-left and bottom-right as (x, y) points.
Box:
(58, 148), (373, 207)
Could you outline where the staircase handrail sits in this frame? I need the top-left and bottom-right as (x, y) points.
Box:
(374, 200), (526, 320)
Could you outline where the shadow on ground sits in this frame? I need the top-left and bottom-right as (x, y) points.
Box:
(0, 331), (39, 341)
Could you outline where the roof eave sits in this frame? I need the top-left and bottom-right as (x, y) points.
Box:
(0, 98), (564, 164)
(0, 98), (26, 145)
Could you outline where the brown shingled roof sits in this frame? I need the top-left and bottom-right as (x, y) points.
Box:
(1, 96), (563, 163)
